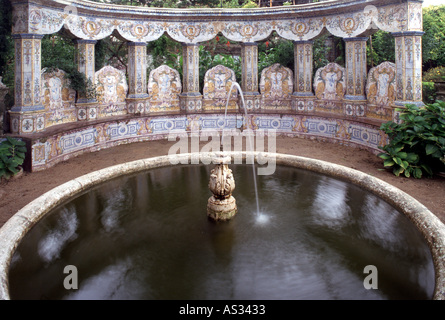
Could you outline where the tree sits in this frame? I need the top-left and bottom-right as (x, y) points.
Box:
(367, 30), (395, 69)
(0, 0), (13, 88)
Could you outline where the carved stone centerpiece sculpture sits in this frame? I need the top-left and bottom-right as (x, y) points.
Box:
(207, 153), (237, 222)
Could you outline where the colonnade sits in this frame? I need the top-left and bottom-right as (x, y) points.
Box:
(8, 0), (425, 134)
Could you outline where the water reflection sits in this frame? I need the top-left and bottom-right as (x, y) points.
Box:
(9, 165), (435, 300)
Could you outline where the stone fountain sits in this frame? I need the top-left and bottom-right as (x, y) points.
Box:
(207, 151), (237, 222)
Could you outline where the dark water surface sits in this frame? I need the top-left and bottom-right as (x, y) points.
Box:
(9, 165), (435, 300)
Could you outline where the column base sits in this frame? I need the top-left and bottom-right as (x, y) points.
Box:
(239, 92), (260, 110)
(179, 94), (202, 112)
(76, 101), (98, 121)
(344, 99), (367, 118)
(9, 110), (46, 134)
(126, 96), (150, 115)
(292, 94), (315, 113)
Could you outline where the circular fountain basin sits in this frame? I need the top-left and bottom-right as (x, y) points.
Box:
(0, 153), (444, 300)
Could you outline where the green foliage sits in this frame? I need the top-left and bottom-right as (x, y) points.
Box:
(423, 81), (437, 105)
(367, 30), (395, 68)
(313, 35), (331, 71)
(242, 0), (258, 8)
(147, 34), (182, 75)
(258, 37), (294, 77)
(0, 137), (26, 180)
(41, 35), (77, 73)
(0, 0), (13, 88)
(199, 45), (241, 88)
(423, 5), (445, 70)
(41, 35), (98, 100)
(378, 102), (445, 178)
(423, 66), (445, 82)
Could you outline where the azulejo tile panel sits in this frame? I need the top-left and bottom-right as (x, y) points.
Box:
(260, 63), (293, 110)
(203, 65), (238, 111)
(41, 68), (76, 127)
(148, 65), (181, 112)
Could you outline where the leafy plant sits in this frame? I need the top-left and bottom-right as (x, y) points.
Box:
(0, 136), (26, 179)
(378, 102), (445, 178)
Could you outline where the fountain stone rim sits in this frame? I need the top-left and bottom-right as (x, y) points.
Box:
(0, 152), (444, 300)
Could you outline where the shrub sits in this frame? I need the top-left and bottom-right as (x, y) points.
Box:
(378, 102), (445, 178)
(423, 66), (445, 83)
(0, 136), (26, 179)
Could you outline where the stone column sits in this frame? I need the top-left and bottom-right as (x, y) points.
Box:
(179, 43), (202, 112)
(240, 42), (260, 110)
(127, 42), (149, 114)
(393, 32), (424, 112)
(9, 34), (45, 134)
(74, 39), (97, 121)
(292, 40), (315, 113)
(344, 37), (368, 118)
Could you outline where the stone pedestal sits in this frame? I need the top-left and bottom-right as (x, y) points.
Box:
(207, 154), (237, 222)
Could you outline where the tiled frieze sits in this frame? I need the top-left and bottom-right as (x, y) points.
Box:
(15, 1), (419, 42)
